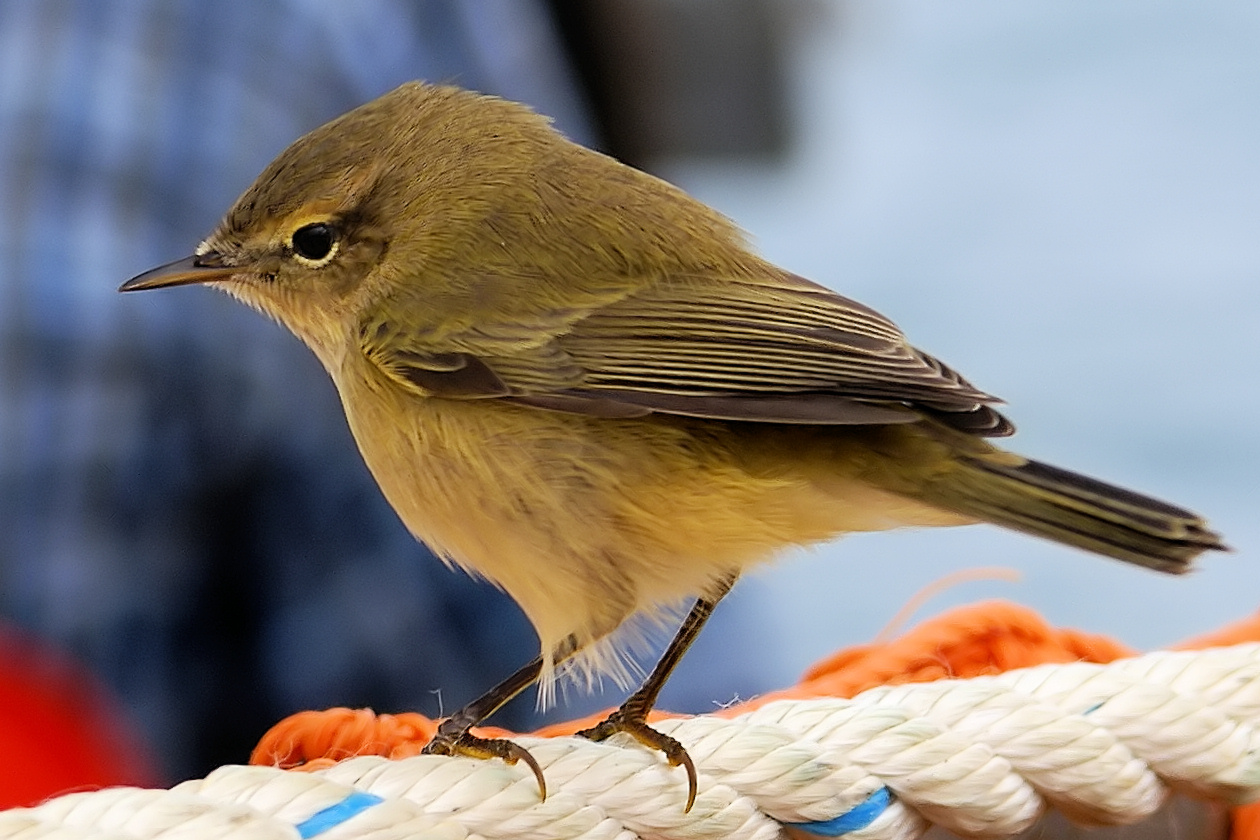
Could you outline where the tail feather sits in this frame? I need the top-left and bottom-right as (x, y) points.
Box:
(917, 456), (1227, 574)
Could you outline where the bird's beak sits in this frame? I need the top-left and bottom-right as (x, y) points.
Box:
(119, 254), (239, 292)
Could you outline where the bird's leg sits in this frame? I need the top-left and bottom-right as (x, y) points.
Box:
(575, 574), (737, 812)
(423, 634), (579, 801)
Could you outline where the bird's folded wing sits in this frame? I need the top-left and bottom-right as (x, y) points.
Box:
(359, 272), (1013, 435)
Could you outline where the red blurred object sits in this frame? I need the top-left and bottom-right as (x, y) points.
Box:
(0, 624), (159, 807)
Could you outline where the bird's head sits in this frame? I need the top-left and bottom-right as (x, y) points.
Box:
(120, 82), (557, 365)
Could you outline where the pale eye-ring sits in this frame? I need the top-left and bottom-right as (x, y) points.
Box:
(291, 222), (338, 265)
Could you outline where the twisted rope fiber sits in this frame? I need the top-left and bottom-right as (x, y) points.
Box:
(3, 644), (1259, 840)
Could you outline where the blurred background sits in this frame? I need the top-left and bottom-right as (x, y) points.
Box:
(0, 0), (1256, 793)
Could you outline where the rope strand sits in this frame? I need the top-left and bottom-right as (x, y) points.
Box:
(4, 644), (1258, 840)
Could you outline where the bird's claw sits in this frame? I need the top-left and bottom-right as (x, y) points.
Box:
(423, 725), (547, 801)
(576, 709), (698, 812)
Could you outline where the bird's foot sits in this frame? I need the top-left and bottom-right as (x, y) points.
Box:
(423, 719), (547, 801)
(576, 707), (697, 811)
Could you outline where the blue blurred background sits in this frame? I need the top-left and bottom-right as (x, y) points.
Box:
(664, 1), (1260, 690)
(0, 0), (1255, 785)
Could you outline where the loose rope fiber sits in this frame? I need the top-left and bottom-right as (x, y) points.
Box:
(3, 643), (1258, 840)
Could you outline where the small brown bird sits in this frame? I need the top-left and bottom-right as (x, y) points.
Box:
(122, 81), (1225, 808)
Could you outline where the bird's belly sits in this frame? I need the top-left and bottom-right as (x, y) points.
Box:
(337, 377), (964, 678)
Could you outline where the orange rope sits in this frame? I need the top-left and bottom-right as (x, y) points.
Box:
(251, 599), (1260, 838)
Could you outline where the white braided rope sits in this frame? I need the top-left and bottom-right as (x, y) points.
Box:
(3, 644), (1258, 840)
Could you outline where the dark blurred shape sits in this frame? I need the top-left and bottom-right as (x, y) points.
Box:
(0, 623), (159, 807)
(548, 0), (792, 167)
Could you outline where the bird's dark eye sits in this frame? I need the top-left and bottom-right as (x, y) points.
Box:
(291, 222), (337, 262)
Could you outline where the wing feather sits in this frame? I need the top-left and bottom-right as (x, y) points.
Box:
(360, 271), (1014, 436)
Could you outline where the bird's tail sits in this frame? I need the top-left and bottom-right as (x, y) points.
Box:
(907, 453), (1227, 574)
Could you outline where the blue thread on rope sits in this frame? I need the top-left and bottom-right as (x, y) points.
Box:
(785, 786), (892, 836)
(295, 792), (384, 838)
